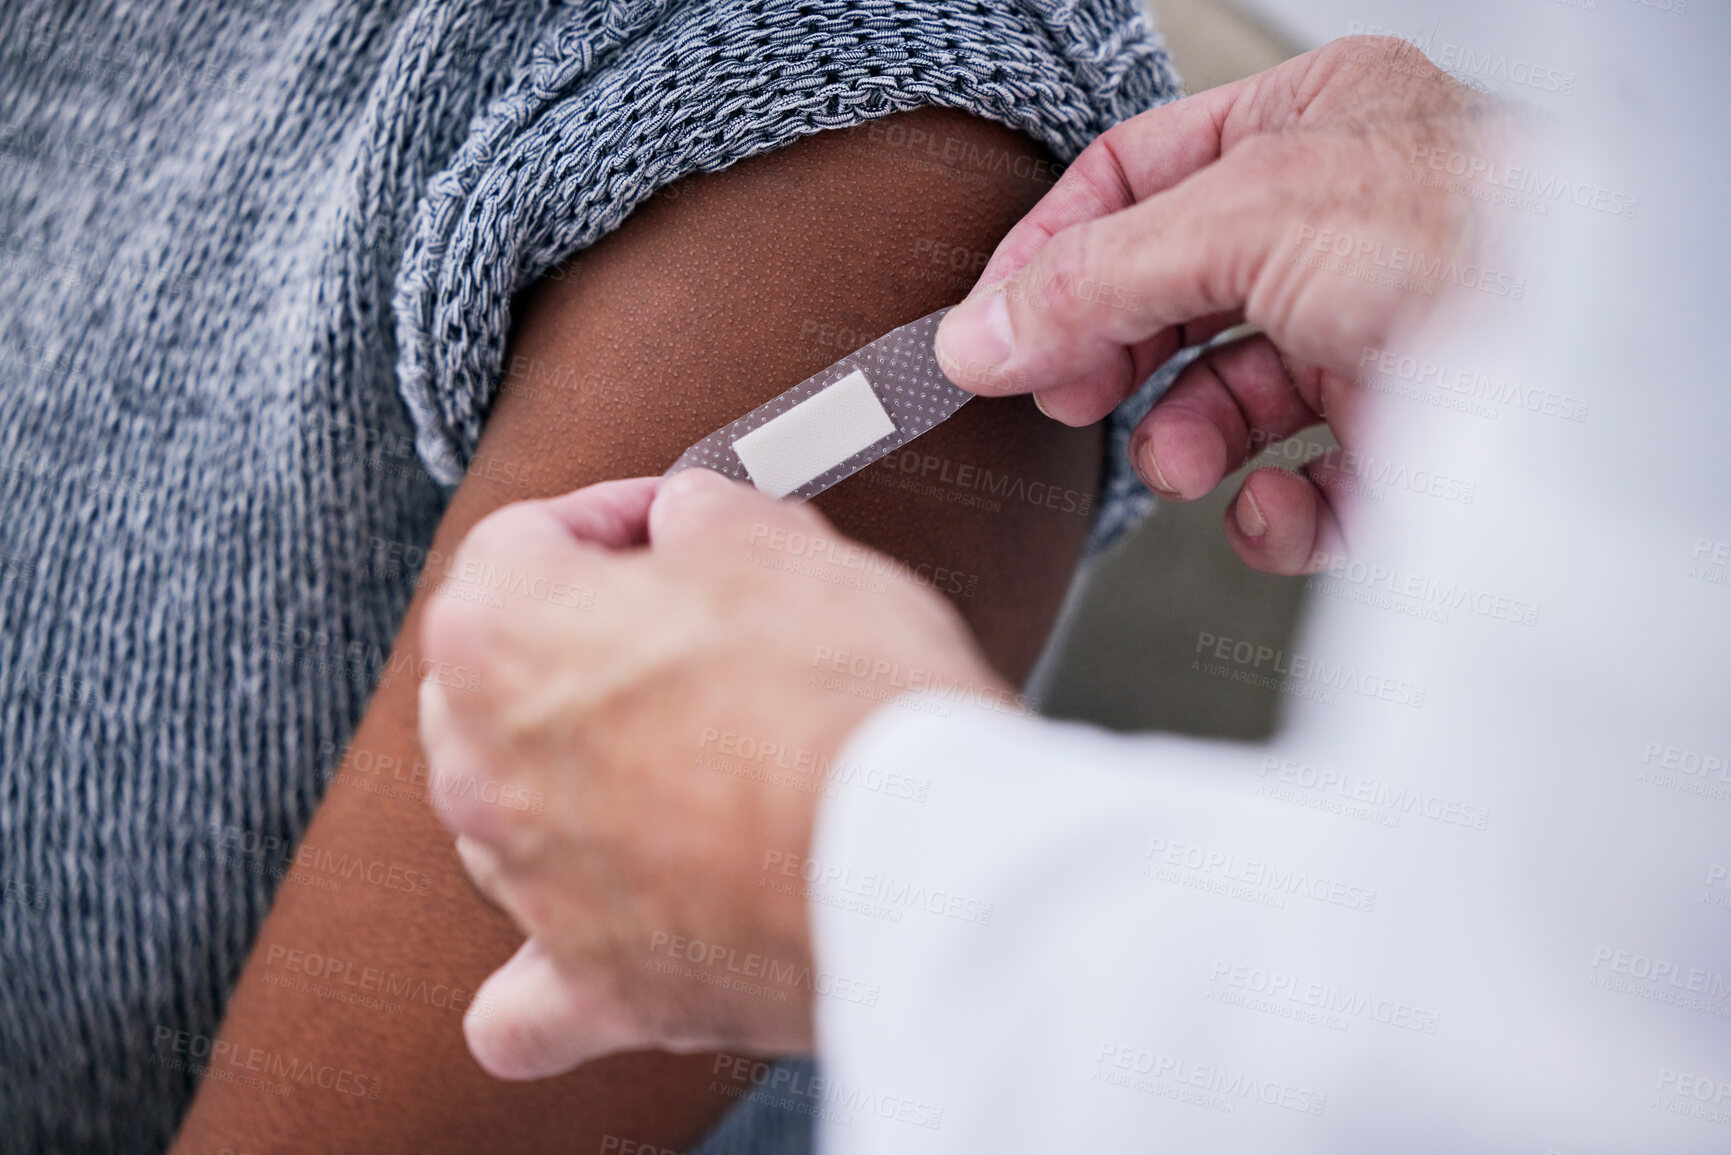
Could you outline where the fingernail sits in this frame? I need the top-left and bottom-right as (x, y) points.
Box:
(1136, 437), (1176, 497)
(1236, 488), (1268, 539)
(1033, 391), (1056, 420)
(938, 291), (1013, 384)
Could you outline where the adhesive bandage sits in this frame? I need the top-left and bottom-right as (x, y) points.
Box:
(664, 307), (970, 502)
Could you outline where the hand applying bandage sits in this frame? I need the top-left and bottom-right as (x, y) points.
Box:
(415, 34), (1521, 1089)
(416, 470), (999, 1079)
(936, 35), (1517, 575)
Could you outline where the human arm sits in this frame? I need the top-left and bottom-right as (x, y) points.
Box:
(169, 107), (1096, 1153)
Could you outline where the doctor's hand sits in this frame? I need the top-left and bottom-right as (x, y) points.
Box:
(937, 35), (1513, 574)
(416, 470), (1002, 1081)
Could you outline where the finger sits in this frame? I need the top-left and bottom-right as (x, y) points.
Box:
(1026, 310), (1248, 428)
(465, 938), (649, 1081)
(419, 678), (523, 845)
(1297, 453), (1363, 558)
(421, 496), (633, 708)
(447, 479), (656, 613)
(455, 834), (512, 915)
(427, 500), (610, 641)
(962, 76), (1259, 294)
(1024, 328), (1183, 427)
(937, 159), (1286, 405)
(537, 476), (659, 547)
(1222, 466), (1346, 576)
(1130, 335), (1320, 499)
(649, 467), (834, 555)
(1285, 362), (1374, 457)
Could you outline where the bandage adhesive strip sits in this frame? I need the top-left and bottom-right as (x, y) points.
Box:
(664, 306), (970, 502)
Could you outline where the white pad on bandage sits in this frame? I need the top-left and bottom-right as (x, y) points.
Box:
(665, 307), (971, 502)
(730, 370), (896, 498)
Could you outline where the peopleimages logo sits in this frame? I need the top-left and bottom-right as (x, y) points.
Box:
(1690, 537), (1731, 588)
(698, 727), (932, 802)
(1257, 756), (1492, 831)
(1358, 346), (1590, 423)
(1093, 1043), (1328, 1116)
(1344, 23), (1578, 97)
(645, 931), (879, 1007)
(149, 1026), (383, 1100)
(1589, 946), (1731, 1016)
(1208, 960), (1442, 1034)
(762, 850), (994, 925)
(709, 1055), (946, 1131)
(1194, 631), (1428, 709)
(1144, 837), (1378, 913)
(873, 449), (1094, 518)
(1655, 1068), (1731, 1129)
(809, 646), (1036, 718)
(1305, 551), (1540, 628)
(1408, 146), (1639, 220)
(1292, 225), (1527, 300)
(745, 523), (980, 598)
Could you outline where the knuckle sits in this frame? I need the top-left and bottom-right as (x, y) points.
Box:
(1025, 228), (1097, 322)
(1212, 334), (1290, 400)
(659, 474), (762, 542)
(463, 1005), (545, 1080)
(1329, 34), (1430, 75)
(433, 772), (523, 844)
(420, 578), (550, 713)
(1050, 223), (1097, 280)
(1071, 124), (1135, 200)
(424, 506), (570, 678)
(420, 576), (499, 679)
(1373, 37), (1442, 80)
(461, 503), (541, 575)
(426, 739), (543, 847)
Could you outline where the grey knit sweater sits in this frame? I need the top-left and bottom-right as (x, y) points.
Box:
(0, 1), (1177, 1150)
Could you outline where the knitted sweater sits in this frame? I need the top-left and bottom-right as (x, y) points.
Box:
(0, 1), (1178, 1149)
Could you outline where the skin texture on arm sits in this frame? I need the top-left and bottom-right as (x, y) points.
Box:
(170, 106), (1100, 1153)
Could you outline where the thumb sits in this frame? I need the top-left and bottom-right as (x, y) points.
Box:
(936, 161), (1285, 426)
(649, 467), (834, 554)
(464, 938), (648, 1081)
(537, 476), (659, 547)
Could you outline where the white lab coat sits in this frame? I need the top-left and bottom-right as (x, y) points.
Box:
(811, 6), (1731, 1151)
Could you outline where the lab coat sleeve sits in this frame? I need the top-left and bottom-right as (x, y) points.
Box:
(807, 696), (1329, 1153)
(806, 697), (1731, 1154)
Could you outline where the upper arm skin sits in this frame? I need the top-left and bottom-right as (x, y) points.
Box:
(171, 108), (1099, 1154)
